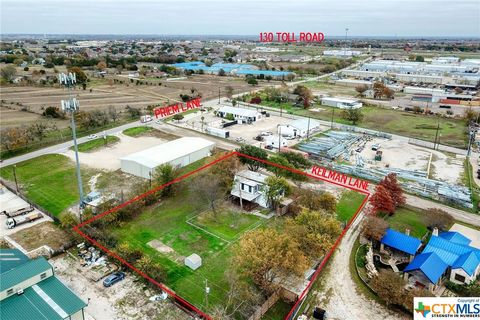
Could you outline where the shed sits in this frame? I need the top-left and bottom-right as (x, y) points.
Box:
(120, 137), (215, 179)
(185, 254), (202, 270)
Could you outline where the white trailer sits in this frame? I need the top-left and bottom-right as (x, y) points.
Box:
(1, 205), (34, 218)
(206, 127), (230, 138)
(6, 212), (42, 229)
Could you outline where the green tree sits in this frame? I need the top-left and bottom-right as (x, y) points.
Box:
(154, 164), (178, 197)
(286, 209), (342, 259)
(341, 107), (364, 125)
(1, 65), (17, 82)
(233, 228), (309, 293)
(237, 145), (268, 171)
(172, 113), (184, 122)
(246, 77), (258, 86)
(218, 68), (226, 76)
(415, 55), (425, 62)
(67, 66), (87, 83)
(265, 176), (291, 209)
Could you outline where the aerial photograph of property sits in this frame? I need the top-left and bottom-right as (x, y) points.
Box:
(0, 0), (479, 319)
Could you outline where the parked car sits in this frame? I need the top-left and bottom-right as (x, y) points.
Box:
(265, 145), (273, 150)
(87, 134), (98, 140)
(103, 272), (125, 287)
(371, 144), (380, 151)
(235, 137), (246, 143)
(260, 131), (273, 136)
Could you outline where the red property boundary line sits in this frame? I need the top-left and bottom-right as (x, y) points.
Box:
(73, 151), (371, 320)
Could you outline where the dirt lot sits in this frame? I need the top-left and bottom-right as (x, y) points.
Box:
(50, 254), (189, 320)
(9, 221), (71, 252)
(356, 137), (464, 184)
(62, 132), (169, 171)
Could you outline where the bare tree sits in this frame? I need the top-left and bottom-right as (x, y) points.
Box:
(108, 106), (120, 122)
(191, 172), (225, 218)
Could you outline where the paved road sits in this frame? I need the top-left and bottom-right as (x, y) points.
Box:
(0, 121), (143, 168)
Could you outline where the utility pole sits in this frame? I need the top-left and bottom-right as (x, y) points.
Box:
(344, 28), (349, 57)
(433, 123), (440, 150)
(204, 279), (210, 309)
(12, 165), (19, 192)
(278, 127), (282, 152)
(59, 72), (85, 219)
(330, 108), (335, 129)
(218, 88), (221, 104)
(306, 117), (311, 139)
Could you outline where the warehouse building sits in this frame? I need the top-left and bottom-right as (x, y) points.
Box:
(217, 106), (262, 123)
(321, 97), (363, 109)
(0, 249), (87, 320)
(120, 137), (215, 179)
(277, 118), (321, 138)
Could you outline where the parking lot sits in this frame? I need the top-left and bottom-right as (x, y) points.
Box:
(0, 184), (51, 236)
(177, 106), (328, 149)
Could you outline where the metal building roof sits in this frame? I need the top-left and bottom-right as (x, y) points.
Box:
(0, 256), (52, 291)
(0, 276), (87, 320)
(218, 106), (259, 118)
(439, 231), (471, 246)
(120, 137), (215, 169)
(0, 249), (29, 274)
(404, 252), (448, 284)
(422, 235), (480, 276)
(380, 228), (422, 255)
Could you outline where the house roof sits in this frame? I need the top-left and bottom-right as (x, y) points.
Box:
(380, 228), (422, 255)
(0, 256), (52, 291)
(439, 231), (471, 246)
(218, 106), (259, 118)
(289, 118), (321, 131)
(0, 276), (87, 320)
(120, 137), (215, 168)
(422, 235), (480, 276)
(404, 252), (448, 284)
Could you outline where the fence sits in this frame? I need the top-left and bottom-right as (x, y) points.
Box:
(248, 292), (280, 320)
(0, 178), (59, 223)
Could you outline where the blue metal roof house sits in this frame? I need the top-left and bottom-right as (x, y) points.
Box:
(403, 231), (480, 293)
(380, 228), (422, 258)
(0, 249), (87, 320)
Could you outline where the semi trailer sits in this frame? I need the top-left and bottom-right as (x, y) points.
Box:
(6, 212), (42, 229)
(1, 205), (34, 218)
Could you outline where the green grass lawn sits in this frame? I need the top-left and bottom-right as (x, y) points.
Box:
(73, 136), (120, 152)
(0, 154), (94, 216)
(336, 190), (367, 223)
(122, 126), (153, 137)
(111, 182), (268, 314)
(191, 209), (264, 241)
(261, 299), (293, 320)
(384, 207), (428, 239)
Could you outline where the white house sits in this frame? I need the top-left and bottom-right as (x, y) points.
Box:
(120, 137), (215, 179)
(321, 97), (363, 109)
(217, 106), (262, 123)
(230, 170), (271, 208)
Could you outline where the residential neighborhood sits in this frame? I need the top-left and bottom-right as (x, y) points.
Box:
(0, 1), (479, 320)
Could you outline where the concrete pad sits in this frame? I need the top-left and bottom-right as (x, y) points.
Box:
(0, 185), (51, 236)
(449, 223), (480, 249)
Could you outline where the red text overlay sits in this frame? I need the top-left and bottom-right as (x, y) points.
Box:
(311, 165), (369, 191)
(259, 32), (325, 43)
(153, 98), (201, 118)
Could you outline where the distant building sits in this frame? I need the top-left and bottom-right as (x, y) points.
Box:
(120, 137), (215, 179)
(277, 118), (321, 138)
(321, 97), (363, 109)
(217, 106), (262, 123)
(0, 249), (87, 320)
(323, 50), (362, 57)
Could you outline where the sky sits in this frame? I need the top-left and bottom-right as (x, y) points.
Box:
(1, 0), (479, 37)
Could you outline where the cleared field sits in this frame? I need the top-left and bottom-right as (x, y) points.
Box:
(9, 221), (71, 251)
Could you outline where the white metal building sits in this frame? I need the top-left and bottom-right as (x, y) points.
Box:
(321, 97), (363, 109)
(120, 137), (215, 179)
(217, 106), (262, 123)
(277, 119), (321, 138)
